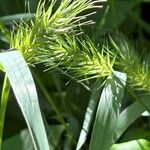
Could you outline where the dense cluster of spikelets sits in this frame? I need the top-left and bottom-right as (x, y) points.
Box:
(10, 0), (150, 92)
(10, 0), (107, 61)
(110, 37), (150, 92)
(10, 0), (113, 79)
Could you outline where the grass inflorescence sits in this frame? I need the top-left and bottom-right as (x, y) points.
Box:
(10, 0), (107, 64)
(40, 35), (114, 80)
(10, 0), (113, 80)
(10, 0), (150, 93)
(110, 37), (150, 92)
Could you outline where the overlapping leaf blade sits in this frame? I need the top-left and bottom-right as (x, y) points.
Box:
(89, 71), (127, 150)
(0, 13), (35, 24)
(0, 50), (49, 150)
(114, 95), (150, 141)
(2, 124), (65, 150)
(76, 79), (102, 150)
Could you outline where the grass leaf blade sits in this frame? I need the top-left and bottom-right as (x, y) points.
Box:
(89, 71), (127, 150)
(115, 95), (150, 141)
(0, 76), (10, 149)
(0, 13), (35, 25)
(76, 79), (102, 150)
(0, 50), (49, 150)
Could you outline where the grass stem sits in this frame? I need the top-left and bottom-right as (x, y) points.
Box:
(0, 75), (10, 149)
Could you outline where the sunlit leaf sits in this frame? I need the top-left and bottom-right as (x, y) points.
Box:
(89, 71), (127, 150)
(0, 50), (49, 150)
(76, 79), (102, 150)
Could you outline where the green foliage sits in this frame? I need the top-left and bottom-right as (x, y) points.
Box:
(110, 37), (150, 92)
(10, 0), (107, 65)
(0, 50), (49, 150)
(89, 71), (127, 150)
(111, 139), (150, 150)
(2, 124), (65, 150)
(0, 0), (150, 149)
(115, 94), (150, 141)
(0, 13), (35, 25)
(0, 76), (10, 149)
(39, 36), (114, 80)
(76, 79), (102, 150)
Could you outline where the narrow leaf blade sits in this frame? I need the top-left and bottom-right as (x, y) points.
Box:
(0, 50), (49, 150)
(0, 13), (35, 24)
(89, 71), (127, 150)
(3, 125), (65, 150)
(115, 95), (150, 141)
(76, 79), (102, 150)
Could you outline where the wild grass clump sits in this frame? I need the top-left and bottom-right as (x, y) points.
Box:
(1, 0), (150, 149)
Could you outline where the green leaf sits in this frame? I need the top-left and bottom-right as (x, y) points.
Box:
(111, 139), (150, 150)
(0, 63), (4, 72)
(120, 128), (150, 143)
(0, 76), (10, 149)
(47, 124), (65, 149)
(2, 129), (34, 150)
(76, 79), (102, 150)
(114, 95), (150, 141)
(0, 50), (49, 150)
(2, 125), (65, 150)
(0, 13), (35, 25)
(89, 71), (127, 150)
(104, 1), (136, 29)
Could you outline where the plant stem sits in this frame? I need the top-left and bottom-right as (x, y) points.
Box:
(0, 75), (10, 149)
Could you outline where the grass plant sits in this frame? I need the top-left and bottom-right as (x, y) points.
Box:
(0, 0), (150, 149)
